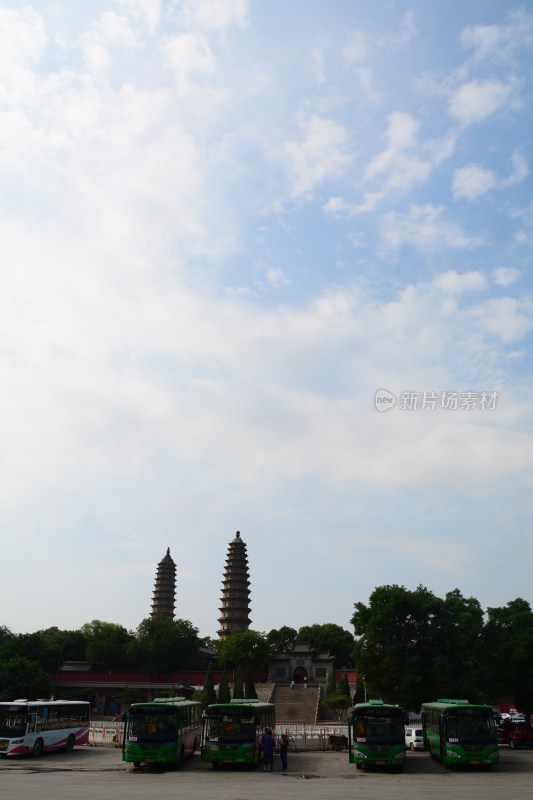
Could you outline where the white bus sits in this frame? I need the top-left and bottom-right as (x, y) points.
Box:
(0, 700), (90, 757)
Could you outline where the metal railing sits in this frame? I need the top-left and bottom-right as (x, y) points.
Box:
(89, 720), (349, 751)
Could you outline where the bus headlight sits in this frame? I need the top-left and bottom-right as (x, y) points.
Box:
(445, 749), (461, 758)
(208, 744), (219, 751)
(353, 750), (367, 759)
(394, 752), (405, 761)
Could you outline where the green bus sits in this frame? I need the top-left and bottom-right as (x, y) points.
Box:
(122, 697), (202, 768)
(421, 699), (499, 768)
(348, 700), (406, 771)
(201, 699), (275, 768)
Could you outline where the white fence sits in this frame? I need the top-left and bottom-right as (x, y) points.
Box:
(89, 721), (123, 747)
(88, 721), (349, 751)
(274, 723), (349, 752)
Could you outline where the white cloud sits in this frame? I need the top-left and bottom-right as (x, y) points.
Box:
(79, 12), (138, 75)
(0, 6), (47, 69)
(282, 114), (353, 200)
(322, 192), (384, 218)
(471, 297), (533, 343)
(342, 29), (368, 65)
(492, 267), (520, 287)
(1, 1), (533, 635)
(460, 7), (533, 64)
(453, 150), (528, 201)
(380, 204), (485, 254)
(364, 111), (432, 192)
(449, 79), (516, 125)
(434, 270), (487, 295)
(180, 0), (249, 33)
(162, 32), (216, 91)
(453, 164), (497, 200)
(113, 0), (162, 35)
(502, 150), (529, 187)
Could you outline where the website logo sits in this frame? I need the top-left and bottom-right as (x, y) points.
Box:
(374, 389), (396, 412)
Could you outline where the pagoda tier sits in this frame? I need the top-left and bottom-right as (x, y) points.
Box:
(151, 547), (176, 620)
(218, 531), (251, 638)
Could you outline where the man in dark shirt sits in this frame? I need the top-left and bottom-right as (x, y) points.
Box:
(261, 728), (276, 772)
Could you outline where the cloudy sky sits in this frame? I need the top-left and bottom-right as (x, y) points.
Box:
(1, 0), (532, 641)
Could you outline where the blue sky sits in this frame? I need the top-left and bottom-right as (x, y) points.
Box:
(1, 1), (532, 640)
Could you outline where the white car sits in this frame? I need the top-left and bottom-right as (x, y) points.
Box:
(405, 727), (424, 751)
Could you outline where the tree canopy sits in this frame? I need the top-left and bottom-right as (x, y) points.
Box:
(297, 623), (355, 668)
(352, 585), (511, 710)
(0, 656), (51, 702)
(128, 616), (202, 672)
(217, 630), (270, 672)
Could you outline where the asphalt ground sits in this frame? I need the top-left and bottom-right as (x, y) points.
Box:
(1, 746), (532, 800)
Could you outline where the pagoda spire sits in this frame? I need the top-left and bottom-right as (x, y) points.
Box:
(218, 531), (251, 639)
(151, 547), (176, 620)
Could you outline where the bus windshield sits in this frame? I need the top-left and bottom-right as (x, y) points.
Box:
(444, 711), (496, 743)
(354, 711), (404, 744)
(203, 712), (256, 743)
(0, 707), (27, 738)
(128, 708), (178, 742)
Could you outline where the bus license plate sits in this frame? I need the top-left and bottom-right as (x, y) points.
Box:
(469, 761), (480, 765)
(376, 760), (385, 765)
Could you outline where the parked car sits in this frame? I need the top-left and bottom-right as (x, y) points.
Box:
(405, 726), (424, 751)
(497, 722), (533, 748)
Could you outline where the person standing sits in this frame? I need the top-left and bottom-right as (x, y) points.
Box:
(279, 732), (289, 771)
(261, 728), (276, 772)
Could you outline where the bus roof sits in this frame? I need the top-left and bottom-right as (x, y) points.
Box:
(421, 699), (492, 709)
(130, 698), (201, 708)
(353, 700), (403, 710)
(1, 700), (89, 707)
(206, 701), (274, 709)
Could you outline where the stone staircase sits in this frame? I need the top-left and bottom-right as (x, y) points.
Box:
(272, 684), (320, 723)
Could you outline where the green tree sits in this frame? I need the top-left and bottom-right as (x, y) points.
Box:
(203, 662), (217, 707)
(325, 669), (337, 698)
(437, 590), (485, 702)
(266, 626), (298, 653)
(352, 584), (443, 709)
(0, 626), (14, 647)
(0, 631), (63, 673)
(483, 598), (533, 720)
(233, 669), (244, 699)
(39, 627), (87, 662)
(217, 630), (269, 672)
(218, 670), (231, 703)
(81, 620), (133, 670)
(128, 617), (201, 672)
(244, 669), (258, 699)
(297, 623), (355, 668)
(324, 672), (351, 721)
(339, 671), (351, 698)
(0, 656), (51, 702)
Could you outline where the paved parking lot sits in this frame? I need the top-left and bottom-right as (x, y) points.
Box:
(1, 746), (532, 800)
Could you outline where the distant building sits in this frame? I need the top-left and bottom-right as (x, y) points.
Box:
(151, 547), (176, 620)
(269, 642), (335, 684)
(218, 531), (251, 638)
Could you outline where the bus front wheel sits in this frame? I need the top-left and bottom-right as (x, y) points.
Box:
(32, 739), (44, 758)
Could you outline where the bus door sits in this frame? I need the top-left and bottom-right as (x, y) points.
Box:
(27, 713), (38, 735)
